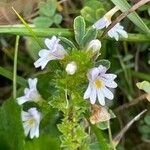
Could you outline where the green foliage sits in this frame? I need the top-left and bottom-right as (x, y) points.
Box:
(138, 113), (150, 142)
(95, 59), (111, 69)
(59, 37), (76, 50)
(74, 16), (86, 45)
(82, 28), (97, 46)
(97, 121), (109, 130)
(144, 115), (150, 126)
(73, 16), (98, 48)
(90, 124), (109, 150)
(34, 0), (62, 27)
(81, 0), (108, 23)
(34, 17), (53, 28)
(24, 134), (60, 150)
(0, 100), (24, 150)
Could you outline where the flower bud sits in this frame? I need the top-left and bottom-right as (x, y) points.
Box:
(87, 39), (101, 54)
(65, 61), (77, 75)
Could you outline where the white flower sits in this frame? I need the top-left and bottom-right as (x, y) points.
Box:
(92, 17), (110, 30)
(84, 65), (117, 106)
(65, 61), (77, 75)
(22, 107), (41, 139)
(87, 39), (101, 54)
(92, 6), (119, 30)
(34, 36), (67, 70)
(17, 78), (41, 105)
(92, 6), (128, 41)
(107, 23), (128, 41)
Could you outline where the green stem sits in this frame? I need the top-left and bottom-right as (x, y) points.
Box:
(0, 27), (73, 38)
(13, 35), (20, 99)
(0, 27), (150, 42)
(108, 120), (116, 150)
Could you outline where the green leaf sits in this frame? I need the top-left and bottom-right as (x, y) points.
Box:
(136, 81), (150, 93)
(0, 66), (27, 86)
(97, 121), (109, 130)
(90, 124), (109, 150)
(144, 115), (150, 126)
(53, 14), (63, 25)
(81, 7), (96, 23)
(39, 0), (57, 17)
(95, 59), (111, 69)
(36, 71), (56, 99)
(73, 16), (86, 45)
(59, 37), (76, 49)
(96, 8), (106, 19)
(0, 100), (24, 150)
(34, 17), (53, 27)
(123, 54), (134, 62)
(139, 125), (150, 134)
(110, 0), (150, 34)
(82, 28), (97, 46)
(24, 134), (60, 150)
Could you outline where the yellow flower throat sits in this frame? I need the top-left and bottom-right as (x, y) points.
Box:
(95, 79), (103, 89)
(28, 118), (35, 127)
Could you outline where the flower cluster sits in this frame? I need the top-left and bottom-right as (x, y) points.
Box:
(17, 32), (118, 139)
(34, 36), (67, 69)
(17, 6), (125, 139)
(93, 6), (128, 41)
(17, 78), (42, 139)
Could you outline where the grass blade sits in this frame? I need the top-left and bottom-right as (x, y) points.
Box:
(12, 7), (44, 48)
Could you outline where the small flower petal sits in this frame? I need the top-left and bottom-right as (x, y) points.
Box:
(34, 36), (67, 70)
(97, 89), (105, 106)
(38, 49), (50, 57)
(21, 107), (41, 139)
(45, 36), (59, 51)
(92, 18), (108, 30)
(107, 23), (128, 41)
(88, 67), (100, 81)
(17, 96), (28, 105)
(84, 84), (92, 99)
(90, 87), (97, 104)
(102, 74), (117, 80)
(17, 78), (41, 105)
(103, 79), (117, 88)
(101, 87), (114, 100)
(28, 78), (38, 90)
